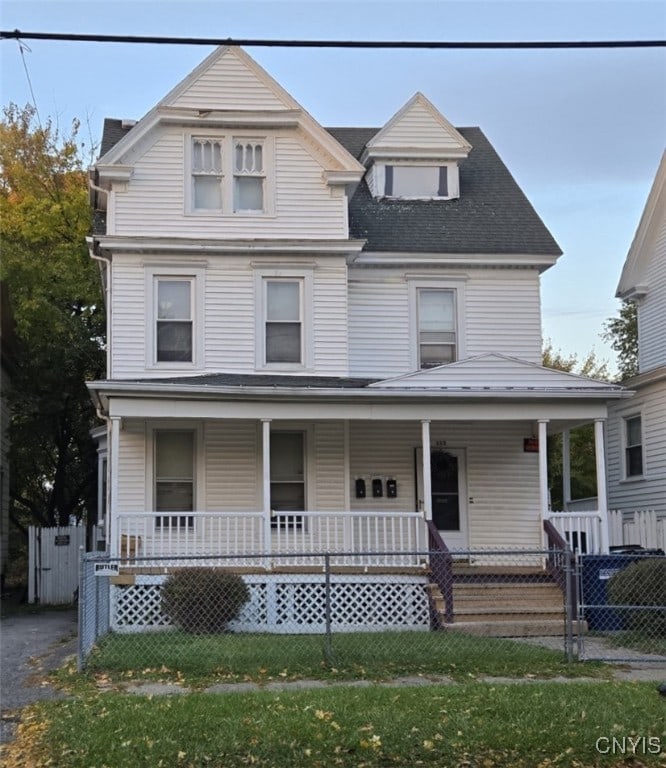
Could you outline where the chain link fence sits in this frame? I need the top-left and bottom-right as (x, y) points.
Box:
(78, 548), (592, 678)
(577, 552), (666, 663)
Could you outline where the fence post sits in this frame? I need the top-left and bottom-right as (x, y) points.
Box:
(324, 553), (333, 666)
(77, 549), (85, 672)
(564, 548), (574, 663)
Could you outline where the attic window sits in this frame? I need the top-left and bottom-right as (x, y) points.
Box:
(384, 164), (455, 199)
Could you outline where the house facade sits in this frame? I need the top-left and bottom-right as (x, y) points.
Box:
(606, 152), (666, 533)
(87, 46), (629, 582)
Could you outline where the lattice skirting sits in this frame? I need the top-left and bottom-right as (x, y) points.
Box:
(111, 574), (430, 634)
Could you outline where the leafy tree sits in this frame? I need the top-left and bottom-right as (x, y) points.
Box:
(542, 342), (609, 510)
(0, 104), (105, 532)
(602, 301), (638, 381)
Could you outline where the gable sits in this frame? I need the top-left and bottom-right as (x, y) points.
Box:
(364, 93), (472, 159)
(369, 353), (623, 393)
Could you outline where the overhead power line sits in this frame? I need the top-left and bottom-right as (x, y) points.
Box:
(1, 29), (665, 49)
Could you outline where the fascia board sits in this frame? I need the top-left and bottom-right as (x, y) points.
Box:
(348, 251), (561, 270)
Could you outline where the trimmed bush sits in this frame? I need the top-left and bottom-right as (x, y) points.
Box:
(607, 558), (666, 635)
(161, 568), (249, 634)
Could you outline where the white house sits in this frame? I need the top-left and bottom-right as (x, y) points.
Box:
(606, 152), (666, 549)
(86, 46), (629, 633)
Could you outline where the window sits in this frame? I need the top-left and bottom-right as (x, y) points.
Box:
(155, 431), (195, 528)
(385, 165), (449, 198)
(270, 431), (305, 528)
(265, 280), (302, 364)
(234, 140), (264, 212)
(417, 289), (456, 368)
(156, 278), (193, 363)
(192, 138), (223, 210)
(624, 415), (643, 477)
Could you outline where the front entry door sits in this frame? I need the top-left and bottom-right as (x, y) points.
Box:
(416, 448), (468, 551)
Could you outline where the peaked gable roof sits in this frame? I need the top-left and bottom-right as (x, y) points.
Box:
(616, 150), (666, 299)
(369, 353), (624, 394)
(364, 92), (472, 160)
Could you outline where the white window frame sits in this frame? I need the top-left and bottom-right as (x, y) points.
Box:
(147, 422), (204, 515)
(622, 412), (645, 481)
(185, 133), (274, 216)
(408, 278), (466, 370)
(254, 268), (314, 371)
(375, 161), (460, 200)
(145, 265), (205, 370)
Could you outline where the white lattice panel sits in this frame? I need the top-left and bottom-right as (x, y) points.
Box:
(111, 574), (430, 634)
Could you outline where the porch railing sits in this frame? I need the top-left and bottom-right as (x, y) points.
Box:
(544, 511), (603, 554)
(114, 510), (428, 568)
(609, 509), (665, 552)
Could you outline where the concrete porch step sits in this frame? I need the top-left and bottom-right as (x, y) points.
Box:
(442, 619), (570, 637)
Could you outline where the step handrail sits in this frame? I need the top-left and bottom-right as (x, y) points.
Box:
(543, 518), (578, 624)
(426, 521), (454, 624)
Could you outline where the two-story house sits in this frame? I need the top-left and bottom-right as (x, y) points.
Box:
(87, 46), (628, 633)
(606, 152), (666, 546)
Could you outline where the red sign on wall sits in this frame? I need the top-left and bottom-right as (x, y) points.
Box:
(523, 438), (539, 453)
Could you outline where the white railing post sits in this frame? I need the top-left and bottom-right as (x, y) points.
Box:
(594, 419), (609, 553)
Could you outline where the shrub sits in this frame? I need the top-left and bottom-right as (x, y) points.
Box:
(161, 568), (249, 634)
(607, 558), (666, 635)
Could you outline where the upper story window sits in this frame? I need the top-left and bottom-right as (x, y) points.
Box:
(234, 141), (264, 212)
(265, 280), (302, 364)
(417, 288), (456, 368)
(386, 165), (448, 198)
(192, 138), (223, 210)
(156, 279), (193, 363)
(624, 415), (644, 478)
(188, 135), (272, 215)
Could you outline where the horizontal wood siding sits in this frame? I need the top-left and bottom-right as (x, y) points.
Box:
(117, 423), (146, 513)
(313, 422), (346, 510)
(637, 214), (666, 372)
(348, 267), (543, 377)
(313, 265), (349, 373)
(168, 50), (286, 111)
(374, 101), (462, 150)
(349, 421), (541, 549)
(205, 421), (260, 511)
(607, 381), (666, 515)
(112, 133), (348, 239)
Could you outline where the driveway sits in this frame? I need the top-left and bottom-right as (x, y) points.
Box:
(0, 608), (78, 743)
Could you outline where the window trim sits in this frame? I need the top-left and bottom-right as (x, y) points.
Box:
(145, 265), (205, 370)
(254, 268), (314, 371)
(185, 132), (274, 217)
(408, 278), (466, 370)
(622, 412), (645, 481)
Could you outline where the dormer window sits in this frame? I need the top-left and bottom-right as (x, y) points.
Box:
(385, 165), (448, 198)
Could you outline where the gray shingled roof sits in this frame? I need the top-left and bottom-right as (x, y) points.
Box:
(96, 120), (561, 256)
(121, 373), (378, 388)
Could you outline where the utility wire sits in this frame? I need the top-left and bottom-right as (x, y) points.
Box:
(1, 30), (665, 49)
(17, 39), (42, 126)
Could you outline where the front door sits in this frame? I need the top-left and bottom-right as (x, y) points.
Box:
(416, 448), (468, 551)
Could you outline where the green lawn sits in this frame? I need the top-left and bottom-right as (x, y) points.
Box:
(15, 682), (666, 767)
(83, 629), (607, 685)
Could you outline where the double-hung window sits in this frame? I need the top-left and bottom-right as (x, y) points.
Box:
(624, 415), (644, 478)
(192, 138), (223, 211)
(270, 431), (305, 528)
(265, 279), (302, 364)
(156, 278), (193, 363)
(155, 430), (195, 529)
(234, 140), (264, 212)
(417, 288), (457, 368)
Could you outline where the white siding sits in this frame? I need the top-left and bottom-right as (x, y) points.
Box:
(112, 132), (348, 240)
(349, 420), (541, 549)
(372, 100), (464, 151)
(205, 421), (260, 511)
(313, 422), (346, 510)
(637, 213), (666, 372)
(348, 267), (543, 377)
(116, 422), (146, 513)
(110, 254), (349, 378)
(606, 379), (666, 516)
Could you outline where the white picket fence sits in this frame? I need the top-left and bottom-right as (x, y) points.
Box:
(28, 524), (104, 604)
(609, 509), (666, 552)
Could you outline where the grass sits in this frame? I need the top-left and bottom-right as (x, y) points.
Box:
(10, 682), (666, 767)
(82, 629), (608, 686)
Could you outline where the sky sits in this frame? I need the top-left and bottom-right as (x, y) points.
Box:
(1, 0), (665, 374)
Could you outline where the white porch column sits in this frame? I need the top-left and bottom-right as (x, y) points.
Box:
(109, 416), (121, 558)
(561, 429), (571, 511)
(538, 420), (550, 534)
(261, 419), (272, 556)
(594, 418), (610, 553)
(421, 419), (432, 520)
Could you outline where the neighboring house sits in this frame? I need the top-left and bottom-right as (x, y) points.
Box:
(606, 152), (666, 537)
(86, 46), (629, 632)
